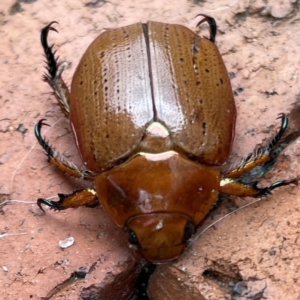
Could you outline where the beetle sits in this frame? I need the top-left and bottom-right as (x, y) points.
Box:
(35, 15), (298, 263)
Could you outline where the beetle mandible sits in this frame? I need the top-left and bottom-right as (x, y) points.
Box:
(35, 15), (298, 263)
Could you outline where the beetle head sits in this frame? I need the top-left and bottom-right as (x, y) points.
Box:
(125, 213), (195, 263)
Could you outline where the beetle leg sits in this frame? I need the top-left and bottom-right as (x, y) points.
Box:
(219, 177), (298, 197)
(195, 14), (217, 43)
(220, 113), (299, 197)
(224, 114), (290, 179)
(37, 188), (99, 212)
(41, 21), (70, 118)
(35, 119), (95, 181)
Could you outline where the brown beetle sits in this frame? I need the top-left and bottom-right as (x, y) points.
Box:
(36, 15), (298, 263)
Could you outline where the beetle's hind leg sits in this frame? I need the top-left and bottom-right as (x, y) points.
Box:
(37, 189), (99, 212)
(35, 119), (95, 180)
(41, 21), (70, 118)
(220, 113), (299, 197)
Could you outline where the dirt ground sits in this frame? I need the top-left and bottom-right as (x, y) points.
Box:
(1, 0), (300, 299)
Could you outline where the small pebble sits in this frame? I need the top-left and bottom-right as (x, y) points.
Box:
(58, 236), (75, 249)
(2, 266), (8, 272)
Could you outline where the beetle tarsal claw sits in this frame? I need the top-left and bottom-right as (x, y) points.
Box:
(48, 26), (58, 34)
(195, 13), (217, 42)
(37, 198), (59, 212)
(43, 22), (59, 37)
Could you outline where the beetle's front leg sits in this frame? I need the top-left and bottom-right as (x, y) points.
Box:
(41, 21), (70, 118)
(38, 188), (99, 212)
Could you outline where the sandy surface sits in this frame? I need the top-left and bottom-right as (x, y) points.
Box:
(1, 0), (300, 299)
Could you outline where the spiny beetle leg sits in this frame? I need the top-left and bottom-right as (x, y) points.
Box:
(195, 14), (217, 43)
(41, 21), (59, 80)
(220, 113), (298, 198)
(37, 188), (98, 212)
(224, 114), (288, 179)
(219, 177), (298, 198)
(35, 120), (95, 181)
(41, 21), (70, 117)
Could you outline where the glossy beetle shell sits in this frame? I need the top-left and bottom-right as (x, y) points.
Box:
(71, 21), (236, 172)
(38, 19), (240, 263)
(70, 21), (236, 262)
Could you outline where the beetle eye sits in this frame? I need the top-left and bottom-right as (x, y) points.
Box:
(183, 222), (195, 242)
(127, 229), (139, 246)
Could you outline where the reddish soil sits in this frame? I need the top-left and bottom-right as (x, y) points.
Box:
(1, 0), (300, 299)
